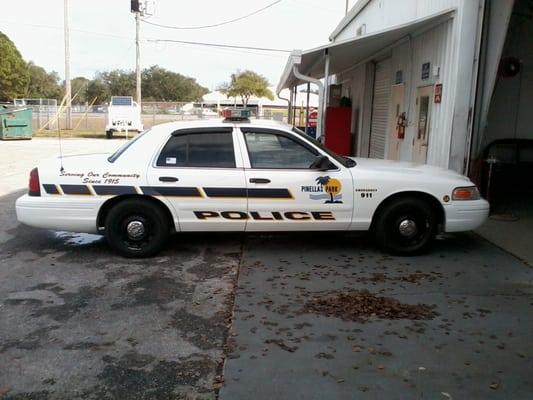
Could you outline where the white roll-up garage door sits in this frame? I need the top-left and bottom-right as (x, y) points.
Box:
(369, 58), (391, 159)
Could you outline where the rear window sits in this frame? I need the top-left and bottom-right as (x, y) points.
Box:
(108, 130), (149, 163)
(157, 131), (235, 168)
(111, 96), (133, 106)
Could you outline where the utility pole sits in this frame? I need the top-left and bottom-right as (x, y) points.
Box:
(135, 10), (142, 105)
(345, 0), (349, 15)
(64, 0), (72, 129)
(132, 0), (152, 105)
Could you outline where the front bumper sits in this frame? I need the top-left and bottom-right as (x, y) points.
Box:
(444, 199), (490, 232)
(16, 194), (100, 234)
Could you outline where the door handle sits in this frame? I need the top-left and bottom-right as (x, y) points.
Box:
(249, 178), (271, 184)
(159, 176), (179, 182)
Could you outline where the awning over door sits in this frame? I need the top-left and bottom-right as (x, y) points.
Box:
(276, 8), (456, 93)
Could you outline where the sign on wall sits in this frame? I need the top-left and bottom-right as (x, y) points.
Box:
(395, 70), (403, 84)
(434, 83), (443, 103)
(421, 62), (431, 80)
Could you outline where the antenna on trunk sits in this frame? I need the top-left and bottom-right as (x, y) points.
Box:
(59, 128), (64, 172)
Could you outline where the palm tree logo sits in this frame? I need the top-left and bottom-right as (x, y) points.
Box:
(315, 176), (342, 203)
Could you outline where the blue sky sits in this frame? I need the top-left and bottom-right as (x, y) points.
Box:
(1, 0), (350, 90)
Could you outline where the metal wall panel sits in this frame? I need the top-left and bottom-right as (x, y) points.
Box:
(334, 0), (460, 41)
(369, 59), (392, 159)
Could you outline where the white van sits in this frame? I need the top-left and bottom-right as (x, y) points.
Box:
(105, 96), (143, 139)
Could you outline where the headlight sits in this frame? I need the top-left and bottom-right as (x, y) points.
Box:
(452, 186), (480, 201)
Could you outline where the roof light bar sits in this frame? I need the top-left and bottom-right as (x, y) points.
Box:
(222, 108), (251, 122)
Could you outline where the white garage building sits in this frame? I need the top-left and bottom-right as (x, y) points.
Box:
(277, 0), (529, 179)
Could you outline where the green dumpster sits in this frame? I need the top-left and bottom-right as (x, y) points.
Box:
(0, 106), (33, 140)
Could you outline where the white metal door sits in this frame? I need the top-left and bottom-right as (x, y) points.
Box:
(412, 85), (433, 164)
(369, 58), (392, 159)
(147, 128), (247, 231)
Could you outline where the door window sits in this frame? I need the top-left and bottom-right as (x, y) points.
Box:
(244, 131), (318, 169)
(417, 96), (430, 141)
(157, 131), (236, 168)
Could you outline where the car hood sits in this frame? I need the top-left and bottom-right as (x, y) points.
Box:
(349, 157), (471, 182)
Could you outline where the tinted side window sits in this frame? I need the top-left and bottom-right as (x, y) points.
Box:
(244, 132), (317, 169)
(157, 132), (236, 168)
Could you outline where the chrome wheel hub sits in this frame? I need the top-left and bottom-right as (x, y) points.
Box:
(398, 219), (417, 238)
(126, 220), (145, 240)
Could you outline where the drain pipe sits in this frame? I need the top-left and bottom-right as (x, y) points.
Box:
(292, 65), (324, 139)
(278, 90), (291, 122)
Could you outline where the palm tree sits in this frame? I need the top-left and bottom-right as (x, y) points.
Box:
(315, 176), (335, 203)
(315, 176), (330, 185)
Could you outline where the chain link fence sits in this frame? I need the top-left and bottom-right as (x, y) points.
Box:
(13, 99), (290, 132)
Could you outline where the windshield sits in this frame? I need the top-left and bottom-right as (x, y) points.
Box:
(292, 127), (356, 168)
(108, 130), (150, 163)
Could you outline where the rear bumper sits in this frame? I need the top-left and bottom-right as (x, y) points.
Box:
(16, 194), (100, 234)
(105, 123), (143, 131)
(444, 199), (490, 232)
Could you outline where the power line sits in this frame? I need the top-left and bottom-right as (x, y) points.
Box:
(141, 0), (282, 30)
(146, 38), (291, 53)
(0, 20), (290, 54)
(0, 20), (288, 52)
(0, 20), (133, 41)
(148, 40), (286, 59)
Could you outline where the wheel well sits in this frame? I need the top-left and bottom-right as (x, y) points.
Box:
(97, 195), (176, 231)
(370, 191), (445, 231)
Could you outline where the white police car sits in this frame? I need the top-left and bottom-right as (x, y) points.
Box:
(16, 110), (489, 257)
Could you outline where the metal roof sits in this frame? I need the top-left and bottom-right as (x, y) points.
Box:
(277, 8), (455, 92)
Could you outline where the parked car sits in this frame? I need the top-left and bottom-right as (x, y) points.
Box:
(16, 111), (489, 257)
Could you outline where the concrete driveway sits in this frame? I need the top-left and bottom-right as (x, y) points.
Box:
(0, 138), (123, 196)
(1, 138), (532, 399)
(220, 233), (533, 400)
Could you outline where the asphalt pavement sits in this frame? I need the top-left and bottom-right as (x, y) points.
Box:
(1, 138), (532, 399)
(0, 190), (241, 399)
(219, 233), (533, 400)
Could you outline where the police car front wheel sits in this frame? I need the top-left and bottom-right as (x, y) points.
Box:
(374, 197), (437, 255)
(105, 199), (170, 258)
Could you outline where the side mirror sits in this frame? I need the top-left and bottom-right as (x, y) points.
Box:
(310, 155), (332, 171)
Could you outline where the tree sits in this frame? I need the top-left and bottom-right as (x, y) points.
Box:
(87, 76), (110, 104)
(88, 66), (208, 103)
(219, 70), (274, 106)
(24, 62), (63, 100)
(141, 65), (208, 101)
(0, 31), (29, 101)
(98, 69), (136, 97)
(71, 76), (90, 104)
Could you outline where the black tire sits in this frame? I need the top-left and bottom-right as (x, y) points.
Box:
(106, 130), (113, 139)
(374, 197), (437, 255)
(104, 199), (170, 258)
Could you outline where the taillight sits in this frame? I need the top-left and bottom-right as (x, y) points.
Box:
(29, 168), (40, 196)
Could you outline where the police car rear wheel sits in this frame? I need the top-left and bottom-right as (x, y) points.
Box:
(105, 199), (169, 258)
(374, 197), (436, 255)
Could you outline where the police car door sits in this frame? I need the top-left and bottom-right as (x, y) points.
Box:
(147, 127), (247, 231)
(238, 127), (353, 231)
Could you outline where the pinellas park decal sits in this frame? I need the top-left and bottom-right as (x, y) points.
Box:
(301, 176), (343, 203)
